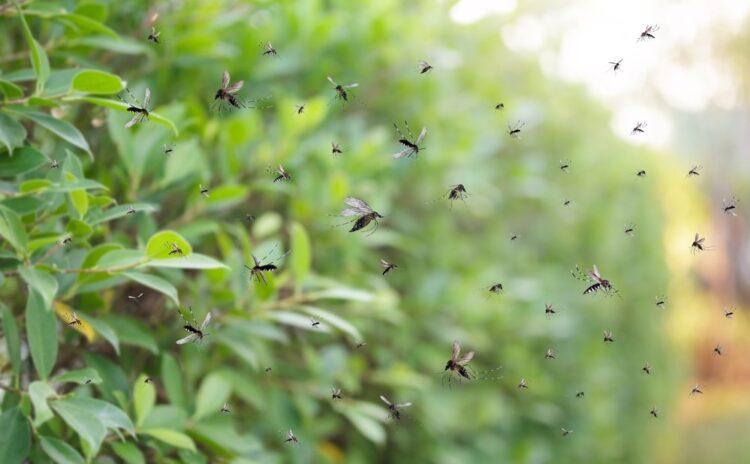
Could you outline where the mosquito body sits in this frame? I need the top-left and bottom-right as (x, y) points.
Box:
(310, 318), (321, 328)
(50, 159), (59, 169)
(559, 160), (571, 173)
(284, 429), (299, 444)
(61, 236), (73, 245)
(168, 242), (184, 256)
(67, 312), (81, 326)
(544, 303), (556, 317)
(331, 388), (342, 400)
(642, 362), (652, 375)
(724, 308), (735, 319)
(127, 205), (136, 215)
(262, 42), (277, 56)
(120, 88), (151, 128)
(176, 307), (211, 345)
(691, 233), (709, 253)
(272, 165), (291, 182)
(572, 265), (616, 296)
(221, 403), (231, 413)
(691, 385), (703, 395)
(507, 121), (525, 138)
(380, 395), (412, 420)
(356, 341), (367, 349)
(444, 341), (475, 381)
(199, 184), (210, 198)
(418, 60), (433, 74)
(327, 76), (358, 102)
(445, 184), (469, 208)
(687, 165), (702, 177)
(631, 122), (647, 135)
(561, 428), (573, 437)
(144, 377), (153, 384)
(393, 121), (427, 159)
(723, 196), (739, 216)
(338, 197), (383, 234)
(545, 348), (556, 360)
(214, 70), (244, 109)
(624, 224), (635, 236)
(163, 144), (173, 155)
(331, 142), (343, 156)
(609, 59), (623, 72)
(244, 247), (289, 285)
(637, 170), (647, 177)
(638, 25), (659, 41)
(650, 407), (659, 418)
(147, 26), (161, 44)
(655, 296), (666, 310)
(487, 282), (503, 296)
(295, 104), (305, 114)
(713, 345), (722, 356)
(603, 330), (614, 343)
(518, 378), (528, 389)
(576, 391), (585, 398)
(494, 102), (505, 110)
(380, 259), (398, 275)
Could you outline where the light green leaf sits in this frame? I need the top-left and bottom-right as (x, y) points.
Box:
(100, 315), (158, 353)
(87, 203), (158, 225)
(0, 146), (46, 176)
(1, 303), (21, 377)
(16, 5), (50, 94)
(96, 249), (146, 270)
(18, 266), (58, 311)
(0, 112), (26, 155)
(139, 428), (196, 452)
(0, 205), (28, 256)
(13, 109), (91, 155)
(81, 314), (120, 355)
(39, 435), (85, 464)
(26, 290), (58, 379)
(53, 368), (102, 385)
(69, 187), (89, 218)
(76, 396), (135, 436)
(0, 407), (31, 464)
(290, 222), (311, 283)
(161, 354), (185, 409)
(0, 79), (23, 99)
(144, 230), (192, 260)
(133, 374), (156, 427)
(110, 441), (145, 464)
(50, 397), (106, 456)
(146, 253), (228, 270)
(71, 69), (124, 95)
(300, 306), (362, 340)
(63, 96), (179, 135)
(123, 271), (179, 305)
(29, 380), (56, 427)
(193, 372), (232, 421)
(340, 409), (386, 445)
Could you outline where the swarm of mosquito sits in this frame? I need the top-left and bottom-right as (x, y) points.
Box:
(337, 197), (383, 234)
(176, 306), (212, 345)
(393, 121), (427, 159)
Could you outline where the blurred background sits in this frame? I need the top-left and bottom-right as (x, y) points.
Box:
(3, 0), (750, 462)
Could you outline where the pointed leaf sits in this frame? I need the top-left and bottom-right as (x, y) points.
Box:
(26, 290), (58, 379)
(0, 407), (31, 464)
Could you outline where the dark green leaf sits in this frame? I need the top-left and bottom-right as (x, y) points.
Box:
(18, 266), (58, 311)
(110, 441), (144, 464)
(160, 353), (185, 409)
(16, 6), (50, 93)
(0, 112), (26, 155)
(0, 146), (46, 177)
(0, 303), (21, 377)
(12, 109), (91, 155)
(25, 290), (58, 379)
(39, 435), (85, 464)
(0, 407), (31, 464)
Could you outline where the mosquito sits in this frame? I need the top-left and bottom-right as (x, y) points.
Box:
(85, 378), (93, 384)
(545, 348), (556, 360)
(723, 196), (739, 216)
(199, 184), (210, 198)
(691, 233), (709, 253)
(270, 165), (291, 183)
(356, 341), (367, 349)
(310, 318), (321, 328)
(61, 236), (73, 245)
(264, 367), (273, 373)
(120, 88), (151, 128)
(655, 296), (666, 309)
(637, 170), (647, 177)
(337, 197), (383, 234)
(518, 378), (528, 389)
(163, 144), (173, 155)
(221, 403), (231, 413)
(631, 122), (647, 135)
(559, 160), (571, 173)
(650, 407), (659, 418)
(713, 345), (722, 356)
(418, 60), (433, 74)
(261, 41), (277, 56)
(50, 159), (59, 168)
(380, 259), (398, 275)
(638, 25), (659, 41)
(494, 103), (505, 110)
(572, 265), (616, 295)
(487, 282), (503, 296)
(445, 184), (469, 208)
(544, 303), (556, 317)
(214, 70), (244, 110)
(380, 395), (412, 420)
(624, 224), (635, 236)
(690, 384), (703, 395)
(510, 233), (519, 241)
(295, 104), (305, 114)
(244, 246), (289, 285)
(127, 205), (136, 215)
(609, 58), (623, 72)
(147, 26), (161, 44)
(603, 330), (614, 343)
(331, 142), (343, 156)
(128, 292), (144, 304)
(576, 391), (585, 399)
(67, 312), (82, 326)
(393, 121), (427, 159)
(561, 428), (573, 437)
(724, 307), (735, 319)
(176, 307), (211, 345)
(331, 388), (342, 400)
(168, 242), (184, 256)
(144, 377), (153, 384)
(284, 429), (299, 444)
(642, 362), (652, 375)
(563, 199), (572, 207)
(507, 121), (525, 138)
(444, 341), (475, 381)
(687, 164), (702, 177)
(327, 76), (358, 102)
(244, 214), (256, 223)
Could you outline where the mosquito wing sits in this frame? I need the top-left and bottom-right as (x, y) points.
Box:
(339, 208), (361, 217)
(416, 126), (427, 144)
(343, 83), (359, 89)
(221, 70), (230, 90)
(176, 333), (198, 345)
(393, 148), (413, 159)
(379, 395), (392, 406)
(380, 259), (390, 268)
(200, 311), (212, 330)
(451, 340), (461, 361)
(694, 233), (700, 242)
(124, 114), (141, 128)
(395, 402), (412, 409)
(457, 351), (475, 365)
(588, 265), (601, 281)
(344, 197), (373, 214)
(326, 76), (337, 86)
(226, 80), (244, 94)
(143, 88), (151, 108)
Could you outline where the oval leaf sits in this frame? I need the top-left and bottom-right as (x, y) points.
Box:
(71, 69), (124, 95)
(0, 407), (31, 464)
(26, 290), (58, 379)
(145, 230), (192, 260)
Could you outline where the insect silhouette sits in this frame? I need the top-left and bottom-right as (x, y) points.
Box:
(393, 121), (427, 159)
(603, 330), (614, 343)
(380, 395), (412, 420)
(261, 41), (277, 56)
(724, 307), (735, 319)
(650, 407), (659, 418)
(61, 236), (73, 245)
(284, 430), (299, 444)
(199, 184), (210, 198)
(221, 403), (231, 413)
(264, 367), (273, 373)
(444, 341), (475, 382)
(723, 196), (738, 216)
(486, 282), (504, 296)
(67, 312), (81, 326)
(495, 102), (505, 110)
(331, 142), (343, 156)
(563, 199), (572, 207)
(244, 214), (256, 224)
(327, 76), (358, 102)
(331, 388), (342, 400)
(690, 233), (709, 253)
(168, 242), (184, 256)
(655, 296), (667, 309)
(214, 70), (244, 110)
(310, 318), (321, 328)
(163, 144), (173, 155)
(271, 165), (291, 182)
(637, 170), (647, 177)
(638, 25), (660, 41)
(126, 205), (136, 215)
(713, 345), (723, 356)
(144, 377), (153, 384)
(572, 265), (616, 295)
(147, 26), (160, 44)
(244, 246), (289, 285)
(507, 121), (525, 138)
(445, 184), (469, 208)
(176, 307), (211, 345)
(518, 378), (528, 389)
(295, 104), (305, 114)
(50, 159), (59, 168)
(380, 259), (398, 275)
(559, 160), (571, 173)
(624, 224), (635, 236)
(642, 362), (652, 375)
(418, 60), (433, 74)
(544, 303), (556, 317)
(609, 59), (623, 72)
(576, 391), (585, 399)
(545, 348), (556, 360)
(690, 384), (703, 395)
(85, 378), (93, 384)
(631, 122), (647, 135)
(510, 233), (520, 241)
(687, 164), (702, 177)
(355, 341), (367, 349)
(561, 428), (573, 437)
(337, 197), (384, 234)
(128, 292), (144, 304)
(120, 88), (151, 128)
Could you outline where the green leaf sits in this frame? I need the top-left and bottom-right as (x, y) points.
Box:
(16, 5), (50, 94)
(123, 271), (179, 305)
(1, 303), (21, 377)
(340, 409), (386, 445)
(193, 372), (232, 421)
(29, 380), (56, 427)
(87, 203), (158, 225)
(290, 222), (312, 283)
(71, 69), (124, 95)
(0, 146), (44, 177)
(76, 396), (135, 436)
(12, 109), (91, 155)
(50, 397), (106, 456)
(146, 253), (228, 270)
(144, 230), (192, 260)
(110, 441), (144, 464)
(139, 429), (196, 452)
(100, 315), (158, 353)
(18, 266), (58, 311)
(39, 435), (85, 464)
(26, 290), (58, 379)
(53, 367), (102, 385)
(0, 407), (31, 464)
(69, 187), (89, 218)
(160, 354), (185, 409)
(133, 374), (156, 427)
(0, 112), (26, 155)
(96, 249), (145, 270)
(0, 79), (23, 99)
(84, 316), (120, 355)
(0, 205), (27, 256)
(300, 306), (362, 339)
(63, 96), (179, 135)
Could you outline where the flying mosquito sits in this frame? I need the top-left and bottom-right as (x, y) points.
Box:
(637, 170), (647, 177)
(168, 242), (184, 256)
(446, 184), (469, 208)
(120, 88), (151, 128)
(631, 122), (647, 135)
(67, 312), (82, 326)
(687, 164), (702, 177)
(624, 224), (635, 236)
(264, 367), (273, 373)
(380, 395), (412, 420)
(609, 58), (623, 72)
(244, 214), (256, 223)
(576, 391), (585, 398)
(221, 402), (231, 413)
(176, 307), (211, 345)
(494, 102), (505, 110)
(559, 160), (571, 173)
(244, 246), (289, 285)
(507, 121), (525, 138)
(163, 144), (173, 155)
(50, 159), (59, 169)
(327, 76), (358, 102)
(563, 199), (572, 207)
(655, 296), (667, 309)
(331, 388), (342, 400)
(545, 348), (556, 360)
(144, 377), (153, 384)
(650, 407), (659, 418)
(261, 41), (277, 56)
(199, 184), (209, 198)
(128, 292), (144, 304)
(418, 60), (433, 74)
(642, 362), (652, 375)
(544, 303), (556, 317)
(690, 233), (709, 253)
(127, 205), (136, 215)
(510, 233), (519, 241)
(713, 345), (723, 356)
(638, 25), (659, 41)
(310, 318), (321, 328)
(723, 196), (739, 216)
(487, 282), (503, 296)
(331, 142), (343, 156)
(337, 197), (383, 234)
(214, 70), (244, 110)
(147, 26), (161, 44)
(561, 428), (573, 437)
(444, 341), (475, 381)
(724, 307), (735, 319)
(380, 259), (398, 275)
(61, 236), (73, 245)
(85, 378), (93, 384)
(295, 104), (305, 114)
(603, 330), (614, 343)
(690, 384), (703, 395)
(393, 121), (427, 159)
(572, 265), (616, 296)
(271, 165), (291, 182)
(284, 430), (299, 444)
(518, 378), (528, 389)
